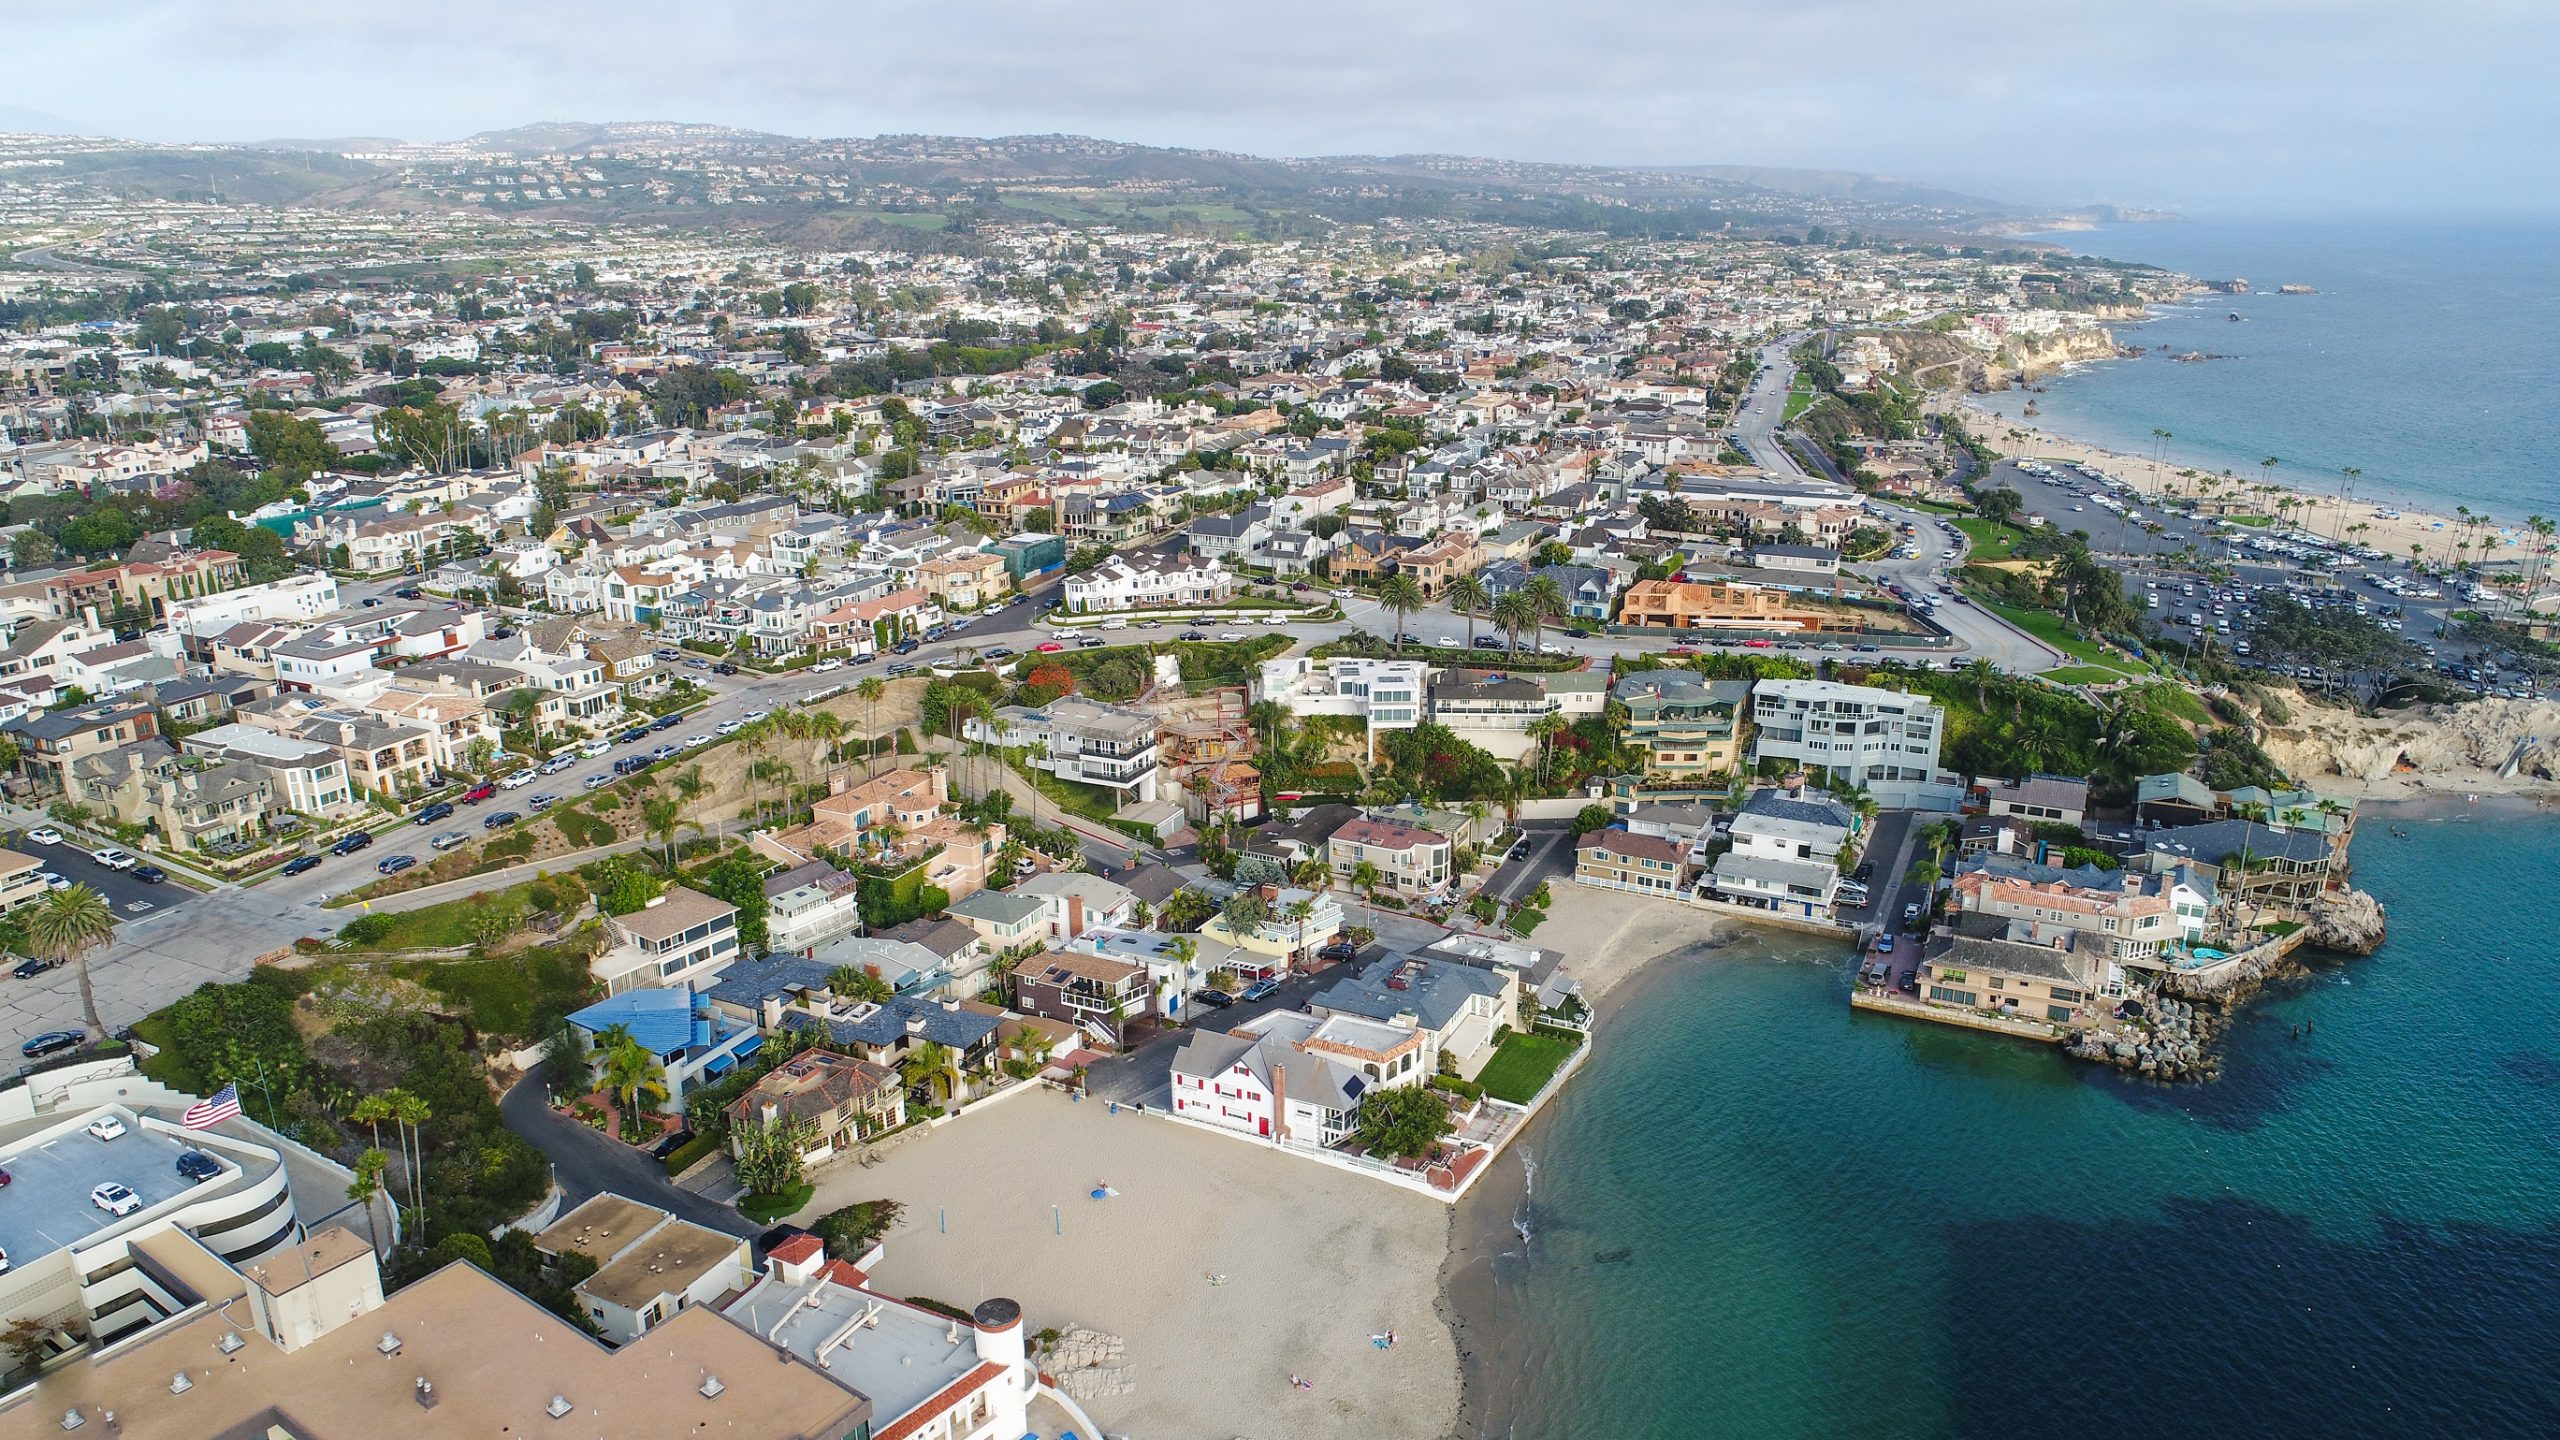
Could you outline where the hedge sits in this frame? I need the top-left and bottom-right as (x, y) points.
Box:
(737, 1183), (815, 1224)
(661, 1131), (726, 1177)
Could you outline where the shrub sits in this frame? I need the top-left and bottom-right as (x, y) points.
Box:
(661, 1130), (725, 1177)
(738, 1183), (815, 1224)
(811, 1199), (906, 1258)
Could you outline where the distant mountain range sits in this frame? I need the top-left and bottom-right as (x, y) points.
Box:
(2, 120), (2180, 242)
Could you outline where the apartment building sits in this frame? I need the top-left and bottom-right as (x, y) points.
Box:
(916, 549), (1009, 611)
(1255, 654), (1425, 744)
(1327, 815), (1453, 898)
(180, 723), (359, 818)
(4, 697), (159, 801)
(1749, 678), (1960, 810)
(1707, 788), (1856, 920)
(1613, 670), (1752, 780)
(1061, 550), (1233, 613)
(162, 572), (341, 646)
(593, 885), (742, 994)
(968, 696), (1161, 802)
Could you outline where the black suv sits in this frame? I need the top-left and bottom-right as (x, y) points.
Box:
(1188, 988), (1235, 1009)
(175, 1149), (222, 1182)
(330, 830), (374, 856)
(414, 801), (455, 825)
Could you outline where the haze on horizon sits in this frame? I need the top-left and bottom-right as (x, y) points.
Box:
(12, 0), (2553, 221)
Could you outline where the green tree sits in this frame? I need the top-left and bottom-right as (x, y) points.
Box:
(700, 853), (773, 956)
(1446, 571), (1491, 647)
(1378, 574), (1425, 653)
(733, 1114), (819, 1197)
(1354, 1085), (1455, 1160)
(24, 884), (116, 1041)
(597, 1028), (668, 1134)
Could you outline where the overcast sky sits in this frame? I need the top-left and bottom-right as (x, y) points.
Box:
(13, 0), (2554, 218)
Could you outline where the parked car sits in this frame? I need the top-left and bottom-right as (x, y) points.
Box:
(414, 801), (455, 825)
(1876, 933), (1896, 954)
(585, 774), (612, 790)
(376, 854), (418, 876)
(528, 793), (560, 811)
(813, 658), (844, 673)
(612, 756), (648, 776)
(619, 727), (651, 746)
(1188, 988), (1235, 1009)
(1240, 978), (1282, 1002)
(461, 783), (497, 803)
(280, 855), (323, 877)
(12, 957), (57, 980)
(89, 847), (138, 870)
(652, 712), (686, 731)
(1179, 630), (1207, 642)
(1077, 636), (1105, 649)
(20, 1031), (83, 1059)
(483, 810), (522, 830)
(1902, 901), (1923, 924)
(742, 709), (770, 725)
(37, 872), (68, 891)
(1035, 641), (1064, 653)
(579, 739), (611, 760)
(712, 662), (741, 675)
(499, 770), (537, 789)
(329, 831), (375, 856)
(25, 826), (62, 846)
(86, 1116), (127, 1141)
(90, 1182), (143, 1217)
(175, 1149), (222, 1182)
(429, 831), (469, 851)
(983, 646), (1016, 661)
(132, 864), (165, 883)
(646, 1129), (698, 1161)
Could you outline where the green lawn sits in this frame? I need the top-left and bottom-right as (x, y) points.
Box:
(336, 875), (576, 952)
(1951, 517), (2026, 560)
(1782, 382), (1817, 422)
(1475, 1030), (1582, 1105)
(2131, 681), (2216, 726)
(1977, 598), (2156, 678)
(2041, 665), (2133, 687)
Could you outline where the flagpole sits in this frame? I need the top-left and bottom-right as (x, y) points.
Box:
(254, 1059), (279, 1129)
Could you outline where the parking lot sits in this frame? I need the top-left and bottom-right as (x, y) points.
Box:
(8, 830), (203, 925)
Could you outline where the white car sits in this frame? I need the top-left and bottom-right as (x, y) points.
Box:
(1437, 636), (1459, 648)
(499, 770), (537, 790)
(1260, 613), (1290, 625)
(812, 658), (844, 673)
(716, 720), (743, 736)
(578, 739), (611, 760)
(742, 709), (770, 724)
(86, 1116), (127, 1141)
(540, 755), (577, 775)
(38, 872), (68, 891)
(1330, 588), (1353, 599)
(1100, 618), (1129, 631)
(90, 1181), (143, 1217)
(89, 848), (138, 871)
(26, 826), (62, 847)
(1218, 630), (1246, 642)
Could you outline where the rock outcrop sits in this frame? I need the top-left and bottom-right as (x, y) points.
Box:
(2065, 995), (2224, 1082)
(2307, 887), (2387, 955)
(2261, 696), (2560, 797)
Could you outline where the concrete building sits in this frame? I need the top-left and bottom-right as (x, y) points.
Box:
(1254, 654), (1426, 746)
(592, 885), (742, 994)
(968, 696), (1161, 803)
(534, 1194), (755, 1346)
(1707, 788), (1857, 920)
(1748, 677), (1960, 810)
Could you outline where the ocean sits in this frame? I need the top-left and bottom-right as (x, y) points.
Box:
(1457, 803), (2560, 1439)
(1965, 220), (2560, 530)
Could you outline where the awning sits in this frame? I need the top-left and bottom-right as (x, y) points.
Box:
(702, 1052), (736, 1078)
(734, 1033), (765, 1058)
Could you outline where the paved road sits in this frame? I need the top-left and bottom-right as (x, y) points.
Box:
(1480, 825), (1573, 908)
(500, 1064), (757, 1238)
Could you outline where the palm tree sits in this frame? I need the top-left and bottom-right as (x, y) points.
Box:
(25, 884), (115, 1041)
(1521, 574), (1566, 654)
(388, 1089), (431, 1217)
(828, 964), (893, 1003)
(347, 1148), (390, 1255)
(598, 1031), (668, 1133)
(642, 795), (693, 869)
(1492, 591), (1535, 656)
(1526, 711), (1571, 787)
(1378, 574), (1424, 653)
(855, 677), (888, 777)
(1446, 571), (1491, 646)
(1024, 739), (1049, 829)
(797, 708), (847, 790)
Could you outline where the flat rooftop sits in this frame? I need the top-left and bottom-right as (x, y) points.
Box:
(728, 1274), (988, 1427)
(0, 1110), (244, 1264)
(536, 1192), (665, 1265)
(0, 1261), (870, 1440)
(584, 1220), (747, 1310)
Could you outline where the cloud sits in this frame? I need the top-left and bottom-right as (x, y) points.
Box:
(11, 0), (2553, 215)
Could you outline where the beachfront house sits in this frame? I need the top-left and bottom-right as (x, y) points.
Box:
(1168, 1009), (1429, 1147)
(1308, 952), (1518, 1078)
(1706, 788), (1856, 921)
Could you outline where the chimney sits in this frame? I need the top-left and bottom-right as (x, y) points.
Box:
(1269, 1057), (1288, 1144)
(761, 995), (784, 1030)
(1066, 894), (1085, 937)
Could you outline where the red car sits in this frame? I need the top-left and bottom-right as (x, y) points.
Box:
(1742, 639), (1774, 649)
(1667, 646), (1699, 658)
(1035, 641), (1064, 653)
(460, 783), (496, 803)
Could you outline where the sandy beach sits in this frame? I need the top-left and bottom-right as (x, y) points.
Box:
(797, 1087), (1458, 1440)
(1942, 395), (2544, 574)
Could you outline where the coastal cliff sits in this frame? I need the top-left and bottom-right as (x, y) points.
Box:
(2261, 695), (2560, 799)
(1881, 324), (2124, 394)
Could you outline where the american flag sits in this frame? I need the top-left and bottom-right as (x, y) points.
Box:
(181, 1083), (241, 1130)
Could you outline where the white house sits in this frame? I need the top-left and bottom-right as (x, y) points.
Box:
(1707, 788), (1856, 920)
(1061, 551), (1234, 613)
(1748, 677), (1962, 810)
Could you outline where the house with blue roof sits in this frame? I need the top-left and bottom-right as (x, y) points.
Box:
(702, 955), (1010, 1104)
(565, 987), (765, 1114)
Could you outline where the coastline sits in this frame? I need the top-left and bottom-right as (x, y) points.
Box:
(1940, 387), (2527, 570)
(1440, 887), (1757, 1438)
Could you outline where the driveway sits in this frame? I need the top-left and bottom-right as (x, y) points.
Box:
(500, 1064), (756, 1238)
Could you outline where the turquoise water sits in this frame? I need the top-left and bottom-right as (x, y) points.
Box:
(1478, 808), (2560, 1438)
(1969, 221), (2560, 529)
